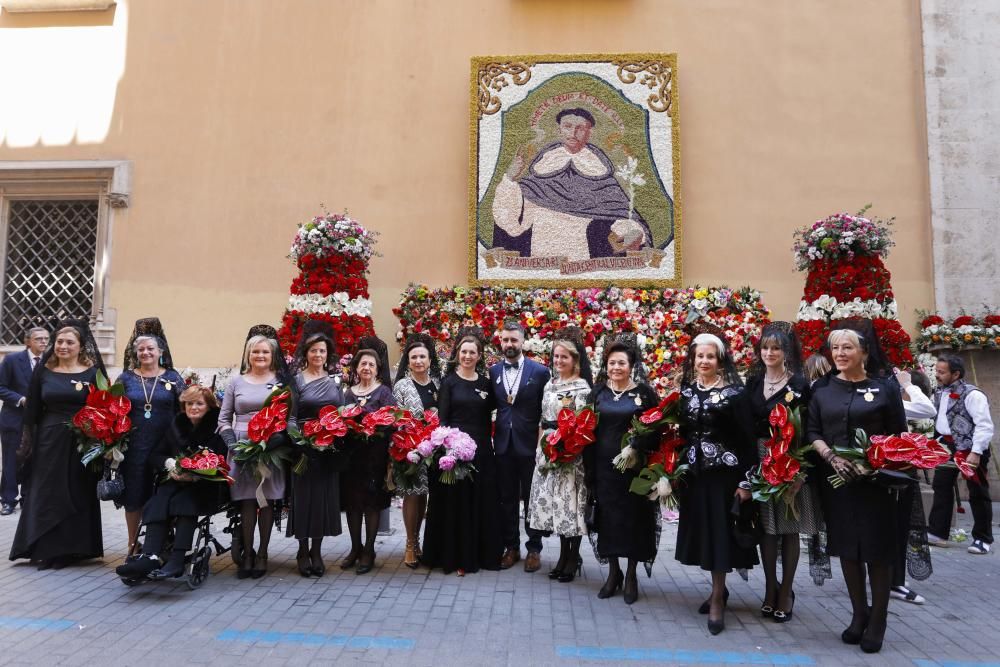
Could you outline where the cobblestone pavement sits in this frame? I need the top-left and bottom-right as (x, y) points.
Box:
(0, 497), (997, 667)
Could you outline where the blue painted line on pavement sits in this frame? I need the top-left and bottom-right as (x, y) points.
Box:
(557, 646), (814, 665)
(0, 616), (76, 632)
(914, 661), (1000, 667)
(216, 629), (414, 650)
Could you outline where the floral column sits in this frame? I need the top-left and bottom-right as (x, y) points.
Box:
(792, 210), (914, 368)
(277, 213), (378, 357)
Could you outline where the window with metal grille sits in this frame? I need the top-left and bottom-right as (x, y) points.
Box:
(0, 200), (99, 345)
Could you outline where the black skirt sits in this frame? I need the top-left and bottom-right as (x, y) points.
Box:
(287, 451), (342, 539)
(817, 461), (897, 564)
(676, 468), (759, 572)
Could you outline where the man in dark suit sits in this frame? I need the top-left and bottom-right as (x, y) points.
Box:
(0, 327), (49, 515)
(490, 321), (550, 572)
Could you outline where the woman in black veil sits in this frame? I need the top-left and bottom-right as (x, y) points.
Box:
(10, 319), (106, 569)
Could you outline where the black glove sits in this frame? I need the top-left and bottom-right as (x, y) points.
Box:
(265, 432), (288, 452)
(220, 429), (237, 447)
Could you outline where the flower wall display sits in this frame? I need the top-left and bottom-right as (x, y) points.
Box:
(791, 209), (914, 368)
(394, 285), (770, 393)
(915, 313), (1000, 352)
(277, 212), (378, 356)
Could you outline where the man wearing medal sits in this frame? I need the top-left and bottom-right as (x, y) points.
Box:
(490, 320), (551, 572)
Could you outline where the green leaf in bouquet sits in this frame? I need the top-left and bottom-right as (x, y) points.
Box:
(110, 383), (125, 397)
(95, 370), (110, 391)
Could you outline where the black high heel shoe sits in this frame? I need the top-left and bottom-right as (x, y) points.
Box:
(297, 547), (312, 578)
(356, 547), (375, 575)
(237, 549), (255, 579)
(860, 618), (886, 653)
(841, 611), (870, 645)
(597, 570), (624, 599)
(557, 557), (583, 583)
(251, 553), (268, 579)
(708, 612), (726, 636)
(773, 591), (795, 623)
(698, 586), (729, 614)
(623, 572), (639, 604)
(340, 547), (361, 570)
(310, 553), (325, 578)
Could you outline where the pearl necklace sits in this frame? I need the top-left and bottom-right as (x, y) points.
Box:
(696, 375), (722, 391)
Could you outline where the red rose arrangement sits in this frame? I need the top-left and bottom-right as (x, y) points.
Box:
(232, 387), (294, 506)
(613, 391), (681, 472)
(828, 429), (950, 488)
(71, 371), (133, 470)
(750, 404), (810, 519)
(627, 425), (689, 509)
(540, 406), (598, 471)
(175, 449), (233, 484)
(953, 315), (975, 328)
(387, 410), (440, 493)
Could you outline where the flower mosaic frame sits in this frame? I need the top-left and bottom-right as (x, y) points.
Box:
(469, 53), (682, 287)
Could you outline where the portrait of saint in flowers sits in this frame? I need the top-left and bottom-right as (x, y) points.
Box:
(472, 55), (681, 286)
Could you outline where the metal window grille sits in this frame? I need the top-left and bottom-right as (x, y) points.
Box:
(1, 200), (98, 345)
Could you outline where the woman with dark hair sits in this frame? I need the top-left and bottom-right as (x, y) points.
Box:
(288, 326), (344, 577)
(10, 319), (106, 569)
(421, 328), (504, 574)
(808, 327), (907, 653)
(219, 325), (296, 579)
(745, 323), (818, 622)
(115, 385), (226, 580)
(116, 317), (185, 557)
(584, 336), (660, 604)
(676, 332), (758, 634)
(392, 334), (441, 568)
(527, 329), (593, 582)
(340, 340), (395, 575)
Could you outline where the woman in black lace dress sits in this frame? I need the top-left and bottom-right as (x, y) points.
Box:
(676, 333), (758, 635)
(421, 329), (503, 574)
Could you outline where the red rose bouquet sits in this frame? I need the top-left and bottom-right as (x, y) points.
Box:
(232, 387), (294, 506)
(540, 406), (598, 472)
(288, 404), (349, 475)
(613, 391), (680, 472)
(387, 410), (440, 492)
(751, 404), (810, 519)
(828, 429), (951, 488)
(627, 425), (688, 508)
(71, 371), (133, 470)
(174, 449), (234, 484)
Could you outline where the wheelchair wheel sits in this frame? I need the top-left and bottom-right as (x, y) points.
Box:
(229, 531), (244, 566)
(187, 546), (212, 590)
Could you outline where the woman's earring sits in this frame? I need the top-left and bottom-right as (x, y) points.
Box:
(159, 355), (164, 366)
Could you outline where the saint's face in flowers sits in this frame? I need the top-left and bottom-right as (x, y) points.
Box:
(558, 113), (593, 155)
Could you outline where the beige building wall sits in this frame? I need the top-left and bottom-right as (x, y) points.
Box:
(0, 0), (933, 367)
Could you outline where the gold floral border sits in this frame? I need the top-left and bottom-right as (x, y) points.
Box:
(468, 53), (682, 289)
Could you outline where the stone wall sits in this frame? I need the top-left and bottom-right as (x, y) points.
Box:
(922, 1), (1000, 313)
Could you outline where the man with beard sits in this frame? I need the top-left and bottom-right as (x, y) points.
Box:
(490, 321), (550, 571)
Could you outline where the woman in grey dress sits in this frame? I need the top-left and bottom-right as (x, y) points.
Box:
(392, 334), (441, 569)
(527, 331), (593, 582)
(288, 330), (344, 577)
(219, 325), (295, 579)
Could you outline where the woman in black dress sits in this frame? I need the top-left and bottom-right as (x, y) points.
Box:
(745, 323), (818, 622)
(392, 334), (441, 568)
(10, 320), (105, 569)
(288, 328), (344, 577)
(585, 338), (660, 604)
(676, 333), (758, 634)
(807, 327), (907, 653)
(421, 329), (503, 574)
(340, 338), (395, 575)
(115, 385), (227, 580)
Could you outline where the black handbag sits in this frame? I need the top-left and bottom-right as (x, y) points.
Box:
(730, 496), (762, 549)
(97, 466), (126, 503)
(584, 495), (599, 533)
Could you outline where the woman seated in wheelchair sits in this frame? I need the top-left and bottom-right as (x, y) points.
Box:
(116, 385), (227, 580)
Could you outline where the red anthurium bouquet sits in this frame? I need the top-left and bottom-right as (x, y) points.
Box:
(751, 404), (810, 519)
(71, 371), (133, 470)
(949, 450), (987, 485)
(355, 405), (399, 438)
(613, 391), (681, 472)
(288, 404), (349, 475)
(828, 429), (951, 488)
(387, 410), (440, 492)
(540, 406), (598, 472)
(232, 387), (294, 506)
(175, 449), (234, 484)
(628, 425), (688, 508)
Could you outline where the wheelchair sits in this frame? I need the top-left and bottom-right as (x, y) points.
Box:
(120, 501), (240, 590)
